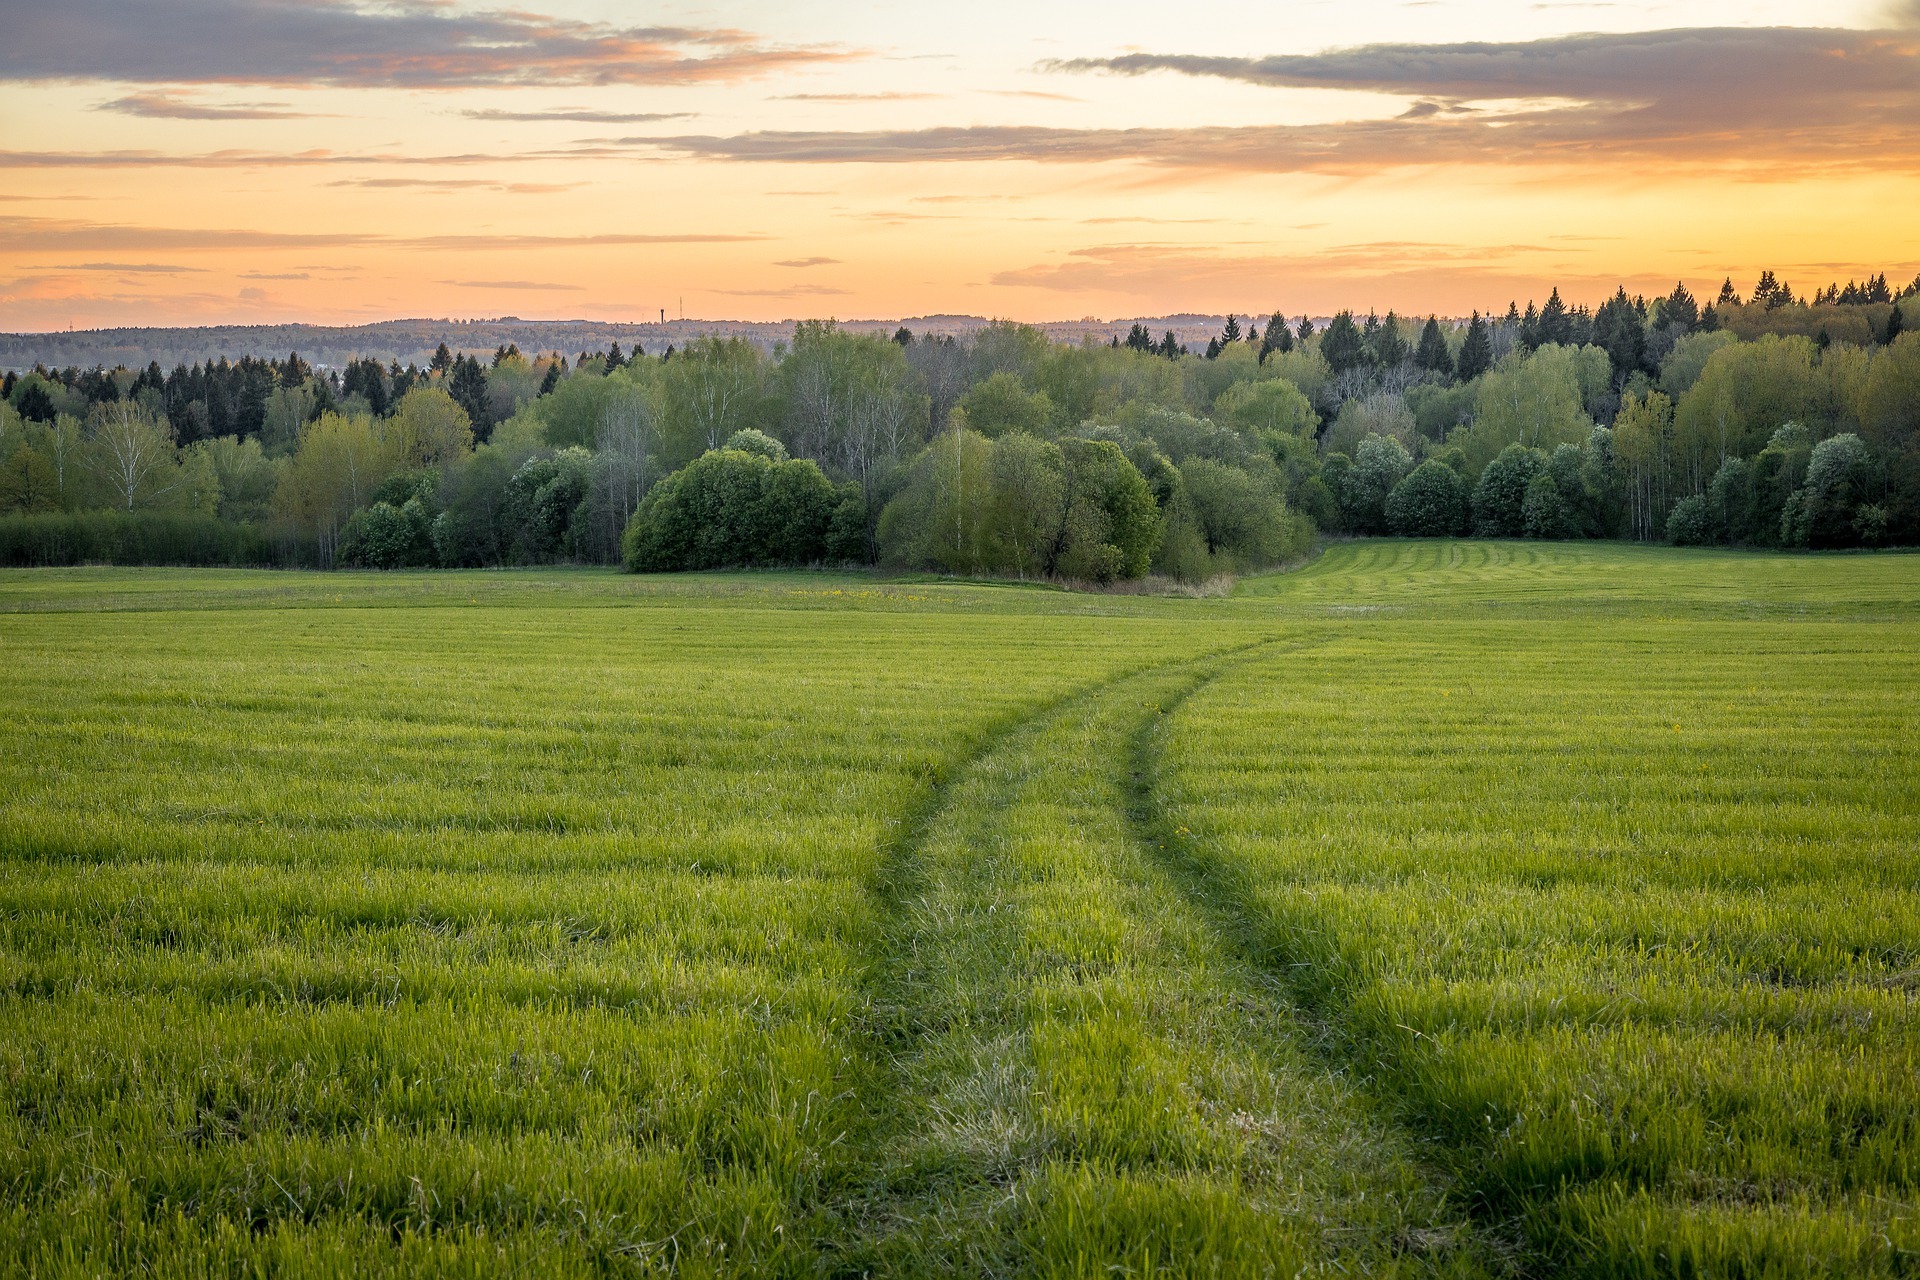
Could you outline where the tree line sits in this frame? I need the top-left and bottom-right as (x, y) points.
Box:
(3, 272), (1917, 575)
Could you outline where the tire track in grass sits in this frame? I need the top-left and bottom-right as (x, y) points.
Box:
(1123, 653), (1513, 1276)
(816, 638), (1479, 1276)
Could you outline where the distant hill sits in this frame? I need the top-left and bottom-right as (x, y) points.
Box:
(0, 314), (1268, 371)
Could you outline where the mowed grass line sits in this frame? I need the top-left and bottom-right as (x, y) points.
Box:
(0, 588), (1239, 1276)
(822, 645), (1482, 1277)
(1160, 615), (1920, 1276)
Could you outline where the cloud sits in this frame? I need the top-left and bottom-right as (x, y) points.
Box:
(326, 177), (582, 193)
(630, 25), (1920, 177)
(461, 108), (696, 124)
(711, 284), (851, 297)
(774, 256), (840, 267)
(47, 261), (204, 273)
(239, 271), (311, 279)
(983, 89), (1084, 102)
(439, 280), (588, 291)
(0, 0), (857, 89)
(772, 92), (939, 101)
(1042, 26), (1920, 170)
(0, 215), (767, 252)
(97, 92), (319, 119)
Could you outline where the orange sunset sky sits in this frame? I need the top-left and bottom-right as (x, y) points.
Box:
(3, 0), (1918, 329)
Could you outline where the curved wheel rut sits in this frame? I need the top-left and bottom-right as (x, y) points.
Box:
(809, 636), (1484, 1277)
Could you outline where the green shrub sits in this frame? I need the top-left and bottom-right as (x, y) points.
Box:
(1473, 443), (1544, 537)
(623, 448), (839, 572)
(1385, 460), (1470, 536)
(1665, 494), (1715, 545)
(1523, 471), (1578, 539)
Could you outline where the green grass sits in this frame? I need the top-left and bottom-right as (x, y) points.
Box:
(1, 543), (1916, 1276)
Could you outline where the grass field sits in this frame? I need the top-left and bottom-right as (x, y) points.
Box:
(1, 542), (1915, 1276)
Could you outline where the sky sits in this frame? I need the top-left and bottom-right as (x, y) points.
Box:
(2, 0), (1917, 329)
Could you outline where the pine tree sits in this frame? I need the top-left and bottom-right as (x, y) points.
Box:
(449, 355), (490, 435)
(1698, 302), (1721, 333)
(1415, 316), (1454, 378)
(1537, 287), (1572, 346)
(1205, 337), (1223, 360)
(1868, 273), (1892, 304)
(1319, 311), (1370, 374)
(1519, 300), (1540, 351)
(538, 362), (560, 396)
(1884, 305), (1905, 345)
(1666, 284), (1697, 335)
(430, 343), (453, 376)
(1717, 278), (1741, 308)
(1220, 315), (1242, 346)
(1751, 271), (1779, 308)
(1296, 316), (1314, 344)
(1158, 331), (1181, 359)
(1456, 312), (1493, 381)
(1373, 310), (1409, 366)
(1260, 310), (1292, 359)
(893, 327), (914, 346)
(605, 342), (625, 371)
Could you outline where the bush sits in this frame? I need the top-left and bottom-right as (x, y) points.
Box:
(623, 448), (839, 572)
(339, 499), (435, 568)
(1385, 460), (1470, 536)
(1522, 471), (1578, 539)
(0, 511), (298, 567)
(1472, 444), (1544, 537)
(1340, 434), (1413, 535)
(1665, 494), (1715, 545)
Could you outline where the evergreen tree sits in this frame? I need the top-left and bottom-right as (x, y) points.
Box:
(1319, 311), (1370, 374)
(1296, 315), (1315, 344)
(1751, 270), (1779, 308)
(1884, 305), (1906, 345)
(1373, 311), (1409, 367)
(1205, 337), (1223, 360)
(1536, 287), (1572, 346)
(893, 327), (915, 346)
(1663, 281), (1699, 331)
(1220, 315), (1242, 347)
(1698, 302), (1721, 333)
(1415, 316), (1454, 378)
(1519, 300), (1540, 350)
(538, 362), (561, 396)
(1867, 273), (1892, 304)
(1594, 287), (1646, 381)
(1125, 323), (1154, 353)
(1260, 311), (1292, 358)
(1158, 331), (1182, 359)
(605, 342), (625, 371)
(1717, 278), (1741, 307)
(449, 355), (490, 438)
(430, 343), (454, 376)
(1456, 312), (1493, 381)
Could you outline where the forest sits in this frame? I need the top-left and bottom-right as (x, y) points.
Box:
(3, 272), (1917, 579)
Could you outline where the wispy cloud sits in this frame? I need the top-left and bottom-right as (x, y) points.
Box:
(774, 256), (840, 267)
(771, 91), (939, 102)
(96, 92), (320, 120)
(625, 25), (1920, 177)
(711, 284), (851, 297)
(439, 279), (588, 291)
(462, 108), (695, 124)
(1, 0), (858, 89)
(45, 261), (204, 273)
(0, 215), (767, 252)
(327, 177), (583, 193)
